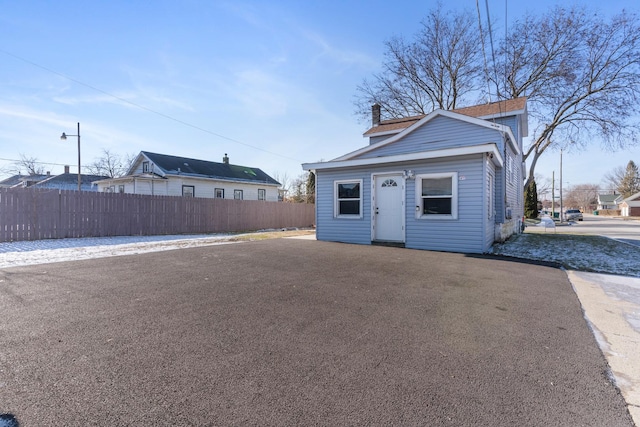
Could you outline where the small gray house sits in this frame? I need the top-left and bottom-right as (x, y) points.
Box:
(302, 98), (527, 254)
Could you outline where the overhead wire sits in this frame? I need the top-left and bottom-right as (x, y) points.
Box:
(476, 0), (492, 103)
(0, 48), (302, 162)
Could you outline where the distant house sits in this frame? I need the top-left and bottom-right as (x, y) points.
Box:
(597, 194), (623, 210)
(0, 166), (107, 191)
(620, 191), (640, 217)
(302, 98), (527, 254)
(0, 173), (50, 188)
(94, 151), (281, 201)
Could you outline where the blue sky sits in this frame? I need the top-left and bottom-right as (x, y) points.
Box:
(1, 0), (638, 191)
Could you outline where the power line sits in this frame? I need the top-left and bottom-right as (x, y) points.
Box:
(0, 48), (302, 163)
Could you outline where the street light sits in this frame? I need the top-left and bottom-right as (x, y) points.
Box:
(60, 122), (81, 191)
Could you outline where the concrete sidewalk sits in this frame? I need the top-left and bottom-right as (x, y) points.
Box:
(569, 271), (640, 425)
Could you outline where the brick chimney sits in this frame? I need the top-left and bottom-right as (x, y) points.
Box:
(223, 153), (229, 164)
(372, 103), (381, 126)
(64, 165), (70, 174)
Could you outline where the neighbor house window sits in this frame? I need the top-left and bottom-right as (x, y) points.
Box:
(118, 185), (125, 193)
(142, 161), (149, 173)
(234, 189), (243, 200)
(215, 188), (224, 198)
(334, 179), (363, 218)
(182, 185), (195, 197)
(416, 173), (458, 219)
(258, 188), (266, 200)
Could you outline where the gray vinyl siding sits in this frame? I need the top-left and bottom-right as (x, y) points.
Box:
(355, 116), (504, 160)
(315, 155), (490, 253)
(484, 159), (497, 251)
(368, 135), (394, 145)
(492, 116), (517, 138)
(405, 155), (487, 253)
(505, 144), (524, 219)
(315, 169), (372, 245)
(310, 110), (527, 253)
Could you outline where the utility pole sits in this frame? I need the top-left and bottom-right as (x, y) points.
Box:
(551, 171), (555, 219)
(560, 149), (563, 222)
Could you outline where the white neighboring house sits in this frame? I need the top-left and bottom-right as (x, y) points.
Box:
(94, 152), (281, 201)
(597, 193), (623, 210)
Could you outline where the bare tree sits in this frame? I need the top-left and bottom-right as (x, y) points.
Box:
(493, 7), (640, 190)
(602, 165), (626, 193)
(271, 171), (292, 198)
(354, 5), (483, 121)
(355, 4), (640, 194)
(564, 184), (600, 211)
(535, 174), (553, 203)
(9, 154), (46, 176)
(86, 149), (133, 178)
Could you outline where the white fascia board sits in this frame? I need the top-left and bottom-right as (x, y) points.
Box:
(164, 173), (279, 187)
(623, 191), (640, 202)
(93, 176), (133, 185)
(125, 152), (145, 176)
(335, 109), (518, 161)
(302, 143), (503, 171)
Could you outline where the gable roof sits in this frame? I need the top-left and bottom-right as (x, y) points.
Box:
(137, 152), (280, 186)
(364, 97), (527, 137)
(0, 174), (50, 188)
(598, 193), (623, 204)
(335, 108), (518, 162)
(32, 173), (110, 190)
(622, 191), (640, 202)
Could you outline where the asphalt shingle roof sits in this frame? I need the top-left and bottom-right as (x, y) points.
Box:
(141, 152), (280, 186)
(364, 97), (527, 136)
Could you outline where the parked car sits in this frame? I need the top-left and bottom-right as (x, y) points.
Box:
(565, 209), (583, 221)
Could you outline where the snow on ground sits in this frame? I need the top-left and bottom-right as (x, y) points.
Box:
(0, 234), (241, 268)
(493, 221), (640, 277)
(1, 223), (639, 279)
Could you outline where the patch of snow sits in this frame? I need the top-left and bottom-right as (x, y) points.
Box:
(0, 234), (239, 268)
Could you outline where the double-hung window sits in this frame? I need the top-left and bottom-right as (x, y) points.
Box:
(258, 188), (266, 200)
(182, 185), (195, 197)
(334, 179), (362, 218)
(416, 173), (458, 219)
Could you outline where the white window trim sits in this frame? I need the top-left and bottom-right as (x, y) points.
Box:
(334, 179), (363, 219)
(415, 172), (458, 220)
(182, 185), (195, 197)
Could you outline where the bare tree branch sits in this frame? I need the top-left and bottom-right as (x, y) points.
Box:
(354, 5), (483, 122)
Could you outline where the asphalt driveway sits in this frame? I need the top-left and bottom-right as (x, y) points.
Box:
(0, 239), (634, 426)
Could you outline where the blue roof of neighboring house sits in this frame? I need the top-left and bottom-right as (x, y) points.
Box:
(32, 173), (110, 191)
(0, 174), (50, 187)
(141, 151), (280, 186)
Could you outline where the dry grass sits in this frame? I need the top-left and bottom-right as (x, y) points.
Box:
(230, 228), (315, 242)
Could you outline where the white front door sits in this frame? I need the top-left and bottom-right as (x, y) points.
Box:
(373, 174), (404, 242)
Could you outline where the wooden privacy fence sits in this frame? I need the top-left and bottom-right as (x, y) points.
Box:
(0, 188), (315, 242)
